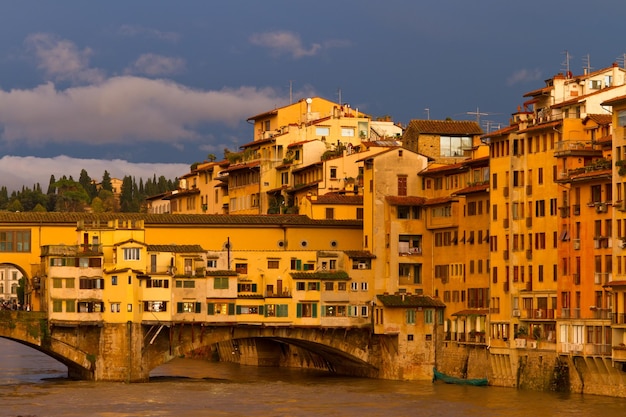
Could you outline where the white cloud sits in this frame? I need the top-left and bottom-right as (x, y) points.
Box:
(249, 31), (322, 58)
(118, 24), (180, 43)
(126, 53), (186, 76)
(0, 155), (189, 193)
(24, 33), (105, 84)
(506, 68), (542, 86)
(0, 76), (285, 145)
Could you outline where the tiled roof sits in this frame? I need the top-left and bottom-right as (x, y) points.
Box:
(451, 308), (489, 316)
(385, 196), (426, 206)
(570, 168), (611, 182)
(164, 188), (200, 199)
(517, 120), (561, 134)
(207, 270), (238, 276)
(291, 162), (323, 173)
(0, 212), (363, 228)
(343, 250), (376, 259)
(604, 280), (626, 288)
(584, 114), (612, 126)
(423, 196), (458, 206)
(420, 162), (467, 175)
(310, 194), (363, 205)
(454, 183), (489, 195)
(287, 140), (315, 148)
(219, 160), (260, 173)
(290, 270), (350, 280)
(147, 244), (205, 253)
(376, 294), (446, 308)
(405, 120), (483, 135)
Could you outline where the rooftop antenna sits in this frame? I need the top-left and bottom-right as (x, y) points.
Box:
(289, 80), (294, 104)
(337, 88), (342, 106)
(617, 54), (626, 69)
(425, 108), (430, 120)
(562, 50), (572, 77)
(582, 54), (593, 74)
(467, 107), (488, 124)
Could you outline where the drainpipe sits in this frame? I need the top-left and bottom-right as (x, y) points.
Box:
(127, 320), (132, 383)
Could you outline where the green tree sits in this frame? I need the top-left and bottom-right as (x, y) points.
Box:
(101, 171), (113, 192)
(120, 176), (139, 212)
(0, 186), (8, 210)
(98, 189), (119, 212)
(7, 199), (23, 212)
(54, 178), (90, 212)
(32, 203), (47, 212)
(79, 169), (98, 201)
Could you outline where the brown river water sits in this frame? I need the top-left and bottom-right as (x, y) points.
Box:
(1, 338), (625, 417)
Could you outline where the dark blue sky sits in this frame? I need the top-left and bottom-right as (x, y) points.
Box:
(0, 0), (625, 190)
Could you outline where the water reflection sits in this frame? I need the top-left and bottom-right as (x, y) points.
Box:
(2, 338), (626, 417)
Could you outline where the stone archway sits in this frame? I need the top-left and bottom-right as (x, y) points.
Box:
(0, 262), (29, 309)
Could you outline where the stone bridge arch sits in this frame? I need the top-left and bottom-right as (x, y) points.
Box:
(143, 324), (382, 379)
(0, 311), (96, 379)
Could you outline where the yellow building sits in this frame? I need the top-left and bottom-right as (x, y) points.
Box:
(602, 93), (626, 363)
(485, 64), (626, 355)
(1, 212), (376, 331)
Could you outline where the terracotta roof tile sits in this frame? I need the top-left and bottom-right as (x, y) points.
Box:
(343, 250), (376, 259)
(451, 308), (489, 316)
(290, 271), (350, 280)
(454, 183), (489, 195)
(219, 161), (260, 173)
(405, 120), (483, 135)
(310, 194), (363, 205)
(376, 294), (446, 308)
(0, 212), (362, 228)
(423, 196), (458, 206)
(147, 244), (206, 253)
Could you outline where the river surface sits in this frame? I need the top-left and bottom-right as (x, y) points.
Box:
(1, 338), (626, 417)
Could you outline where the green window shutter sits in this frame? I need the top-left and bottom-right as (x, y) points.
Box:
(258, 305), (264, 315)
(177, 303), (183, 313)
(316, 282), (320, 291)
(195, 302), (201, 313)
(296, 259), (302, 270)
(236, 305), (241, 315)
(207, 303), (215, 315)
(228, 303), (235, 315)
(252, 284), (257, 292)
(321, 305), (326, 317)
(312, 303), (317, 318)
(296, 303), (302, 318)
(277, 304), (286, 317)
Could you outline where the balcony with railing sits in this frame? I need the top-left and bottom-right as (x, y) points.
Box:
(554, 140), (602, 157)
(521, 308), (555, 320)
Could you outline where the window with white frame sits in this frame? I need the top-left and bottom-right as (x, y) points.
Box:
(316, 126), (330, 136)
(341, 127), (355, 137)
(123, 248), (141, 261)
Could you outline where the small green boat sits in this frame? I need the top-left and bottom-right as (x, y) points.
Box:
(432, 368), (488, 386)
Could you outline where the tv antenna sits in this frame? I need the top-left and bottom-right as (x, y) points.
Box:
(466, 107), (489, 124)
(617, 54), (626, 69)
(582, 54), (593, 74)
(425, 108), (430, 120)
(289, 80), (294, 104)
(562, 50), (572, 77)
